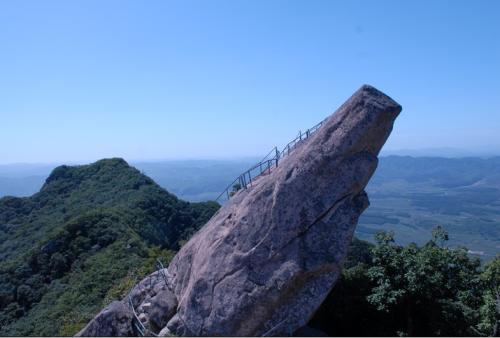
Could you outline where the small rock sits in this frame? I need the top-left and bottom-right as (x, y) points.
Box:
(158, 326), (172, 337)
(75, 301), (133, 337)
(138, 312), (147, 323)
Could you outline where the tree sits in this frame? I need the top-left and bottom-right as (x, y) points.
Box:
(366, 227), (482, 336)
(16, 285), (34, 309)
(478, 255), (500, 336)
(49, 252), (68, 278)
(431, 224), (449, 246)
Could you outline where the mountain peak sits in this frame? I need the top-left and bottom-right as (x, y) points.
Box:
(45, 158), (129, 182)
(41, 158), (149, 195)
(0, 157), (219, 336)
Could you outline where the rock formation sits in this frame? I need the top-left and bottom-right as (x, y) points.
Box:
(76, 301), (134, 337)
(78, 84), (401, 336)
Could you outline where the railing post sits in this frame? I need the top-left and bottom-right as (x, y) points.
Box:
(217, 118), (325, 202)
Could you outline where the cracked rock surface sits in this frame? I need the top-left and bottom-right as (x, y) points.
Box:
(164, 84), (401, 336)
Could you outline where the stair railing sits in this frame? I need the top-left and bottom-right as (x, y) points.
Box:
(215, 117), (327, 203)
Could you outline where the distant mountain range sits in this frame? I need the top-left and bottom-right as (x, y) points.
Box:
(381, 147), (500, 158)
(0, 156), (499, 258)
(0, 159), (261, 200)
(357, 156), (500, 259)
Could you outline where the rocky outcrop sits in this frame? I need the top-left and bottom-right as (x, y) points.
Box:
(78, 84), (401, 336)
(76, 301), (134, 337)
(77, 269), (175, 337)
(163, 84), (401, 336)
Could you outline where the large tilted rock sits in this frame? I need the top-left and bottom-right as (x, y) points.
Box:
(163, 84), (402, 336)
(77, 84), (401, 337)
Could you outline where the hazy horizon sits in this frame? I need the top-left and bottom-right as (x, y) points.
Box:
(1, 147), (500, 167)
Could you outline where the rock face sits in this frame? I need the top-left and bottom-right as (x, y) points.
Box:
(163, 84), (401, 336)
(77, 269), (176, 337)
(76, 301), (134, 337)
(77, 84), (401, 337)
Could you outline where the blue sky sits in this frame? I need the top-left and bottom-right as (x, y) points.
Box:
(1, 0), (499, 164)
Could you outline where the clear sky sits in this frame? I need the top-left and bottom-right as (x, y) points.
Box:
(1, 0), (499, 164)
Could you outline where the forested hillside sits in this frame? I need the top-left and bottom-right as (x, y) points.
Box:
(312, 231), (500, 337)
(0, 158), (218, 336)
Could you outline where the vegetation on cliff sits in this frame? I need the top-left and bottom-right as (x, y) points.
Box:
(311, 228), (500, 336)
(0, 158), (218, 336)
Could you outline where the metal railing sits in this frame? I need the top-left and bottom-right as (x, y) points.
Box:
(128, 294), (150, 336)
(156, 258), (173, 291)
(215, 117), (327, 203)
(127, 258), (172, 337)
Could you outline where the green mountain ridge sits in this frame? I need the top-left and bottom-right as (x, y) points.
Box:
(0, 158), (219, 336)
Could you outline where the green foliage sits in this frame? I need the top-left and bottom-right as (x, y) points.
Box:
(311, 227), (498, 336)
(0, 158), (218, 336)
(478, 255), (500, 336)
(366, 229), (482, 336)
(358, 156), (500, 258)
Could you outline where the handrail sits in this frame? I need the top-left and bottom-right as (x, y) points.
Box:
(128, 294), (149, 336)
(215, 117), (327, 203)
(156, 258), (173, 291)
(126, 259), (174, 337)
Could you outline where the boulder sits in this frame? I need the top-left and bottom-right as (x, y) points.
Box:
(76, 268), (177, 337)
(148, 288), (178, 332)
(124, 268), (177, 335)
(75, 301), (134, 337)
(127, 269), (170, 308)
(163, 84), (402, 336)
